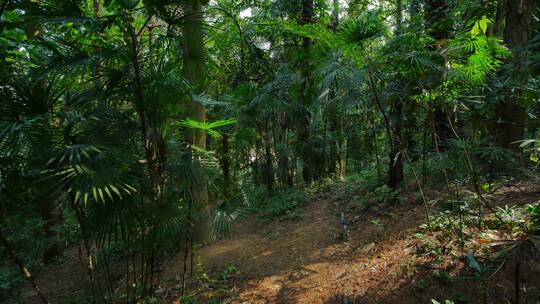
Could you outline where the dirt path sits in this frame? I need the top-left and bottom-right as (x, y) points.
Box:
(166, 195), (429, 303)
(169, 182), (540, 304)
(199, 198), (343, 303)
(14, 182), (539, 303)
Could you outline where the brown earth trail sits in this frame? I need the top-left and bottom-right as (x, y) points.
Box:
(165, 183), (540, 304)
(166, 196), (430, 303)
(13, 182), (540, 304)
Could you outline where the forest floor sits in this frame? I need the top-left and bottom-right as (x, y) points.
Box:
(11, 180), (540, 304)
(165, 196), (427, 303)
(162, 180), (540, 304)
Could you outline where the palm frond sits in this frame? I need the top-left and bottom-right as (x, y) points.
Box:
(178, 118), (236, 140)
(337, 11), (385, 46)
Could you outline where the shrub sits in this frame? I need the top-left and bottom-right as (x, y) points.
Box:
(355, 185), (400, 210)
(254, 190), (307, 221)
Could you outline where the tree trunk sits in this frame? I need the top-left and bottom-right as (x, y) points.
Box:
(263, 131), (275, 192)
(182, 0), (206, 148)
(328, 0), (342, 180)
(337, 157), (344, 181)
(277, 123), (293, 187)
(388, 0), (404, 189)
(491, 0), (505, 36)
(182, 0), (210, 242)
(388, 100), (404, 188)
(373, 126), (382, 184)
(278, 152), (292, 187)
(424, 0), (453, 150)
(40, 199), (63, 263)
(299, 0), (314, 184)
(495, 0), (534, 154)
(402, 103), (418, 160)
(33, 135), (64, 263)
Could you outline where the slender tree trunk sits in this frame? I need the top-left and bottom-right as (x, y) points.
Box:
(491, 0), (505, 36)
(181, 196), (193, 296)
(422, 112), (429, 186)
(278, 152), (292, 187)
(343, 131), (349, 177)
(92, 0), (100, 14)
(251, 148), (261, 186)
(388, 0), (404, 189)
(182, 0), (211, 242)
(424, 0), (453, 150)
(182, 0), (206, 149)
(301, 0), (313, 50)
(388, 100), (404, 188)
(277, 120), (293, 187)
(495, 0), (534, 154)
(39, 198), (63, 263)
(263, 129), (275, 192)
(336, 158), (343, 180)
(373, 126), (382, 184)
(403, 103), (418, 159)
(0, 223), (49, 304)
(299, 0), (314, 184)
(69, 197), (97, 303)
(327, 0), (342, 180)
(129, 21), (166, 203)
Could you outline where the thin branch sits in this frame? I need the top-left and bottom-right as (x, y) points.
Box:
(365, 69), (432, 230)
(446, 113), (504, 224)
(0, 223), (49, 304)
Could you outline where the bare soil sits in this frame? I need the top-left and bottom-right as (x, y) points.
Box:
(162, 181), (540, 304)
(12, 181), (540, 304)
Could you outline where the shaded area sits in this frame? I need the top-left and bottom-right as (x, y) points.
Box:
(166, 182), (540, 304)
(11, 182), (540, 304)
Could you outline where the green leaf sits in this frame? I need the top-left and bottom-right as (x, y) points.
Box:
(517, 139), (537, 148)
(471, 16), (491, 36)
(92, 187), (98, 202)
(466, 254), (482, 273)
(178, 118), (236, 139)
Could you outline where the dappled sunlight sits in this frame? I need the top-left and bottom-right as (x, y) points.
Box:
(165, 196), (429, 303)
(2, 0), (538, 303)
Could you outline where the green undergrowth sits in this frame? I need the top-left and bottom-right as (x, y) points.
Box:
(243, 169), (399, 224)
(413, 182), (540, 303)
(245, 187), (309, 222)
(175, 259), (238, 304)
(312, 170), (401, 212)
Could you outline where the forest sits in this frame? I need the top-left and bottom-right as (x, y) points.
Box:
(1, 0), (540, 303)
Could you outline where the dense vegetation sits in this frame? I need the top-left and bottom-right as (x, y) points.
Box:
(1, 0), (539, 303)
